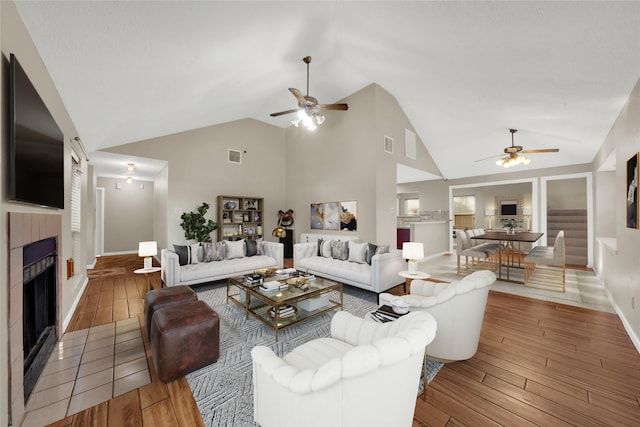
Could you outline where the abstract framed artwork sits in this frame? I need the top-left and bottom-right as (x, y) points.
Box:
(310, 203), (323, 230)
(339, 201), (357, 231)
(627, 153), (638, 229)
(323, 202), (340, 230)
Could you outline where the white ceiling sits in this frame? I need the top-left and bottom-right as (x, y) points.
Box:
(14, 1), (640, 182)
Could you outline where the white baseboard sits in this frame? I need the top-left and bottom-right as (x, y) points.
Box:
(63, 275), (89, 332)
(103, 250), (138, 256)
(603, 287), (640, 355)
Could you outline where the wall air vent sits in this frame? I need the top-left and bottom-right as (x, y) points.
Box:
(228, 149), (241, 164)
(384, 136), (393, 154)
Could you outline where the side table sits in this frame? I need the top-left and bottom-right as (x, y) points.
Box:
(134, 267), (161, 297)
(398, 270), (431, 293)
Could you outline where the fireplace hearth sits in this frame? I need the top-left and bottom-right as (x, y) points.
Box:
(22, 237), (58, 401)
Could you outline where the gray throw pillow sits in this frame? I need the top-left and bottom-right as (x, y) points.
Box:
(225, 240), (245, 259)
(202, 242), (224, 262)
(246, 239), (257, 257)
(348, 241), (368, 264)
(173, 244), (192, 266)
(366, 243), (378, 265)
(331, 240), (349, 261)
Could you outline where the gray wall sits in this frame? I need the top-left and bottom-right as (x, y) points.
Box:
(0, 3), (90, 423)
(592, 77), (640, 349)
(286, 83), (440, 246)
(547, 177), (587, 209)
(97, 177), (154, 253)
(106, 118), (287, 249)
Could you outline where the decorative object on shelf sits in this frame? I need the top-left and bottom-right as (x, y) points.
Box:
(180, 203), (218, 243)
(138, 241), (157, 269)
(402, 242), (424, 274)
(224, 201), (236, 210)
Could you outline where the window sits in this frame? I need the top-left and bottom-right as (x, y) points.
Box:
(453, 195), (475, 229)
(405, 198), (420, 216)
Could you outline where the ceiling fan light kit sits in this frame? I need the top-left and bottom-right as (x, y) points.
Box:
(270, 56), (348, 131)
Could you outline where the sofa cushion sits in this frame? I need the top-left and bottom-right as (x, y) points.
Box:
(331, 240), (349, 261)
(179, 255), (277, 283)
(366, 243), (377, 265)
(348, 241), (368, 264)
(296, 256), (370, 286)
(320, 240), (333, 258)
(225, 240), (245, 259)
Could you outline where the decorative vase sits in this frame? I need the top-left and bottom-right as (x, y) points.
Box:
(224, 201), (236, 210)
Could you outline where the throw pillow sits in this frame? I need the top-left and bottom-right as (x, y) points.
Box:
(225, 240), (246, 259)
(321, 240), (333, 258)
(190, 243), (201, 264)
(376, 244), (390, 255)
(246, 239), (257, 257)
(202, 242), (224, 262)
(331, 240), (349, 261)
(348, 241), (368, 264)
(317, 238), (324, 256)
(173, 244), (194, 266)
(256, 239), (265, 255)
(366, 243), (378, 265)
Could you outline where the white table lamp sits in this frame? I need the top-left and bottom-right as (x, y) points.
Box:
(402, 242), (424, 275)
(138, 241), (157, 270)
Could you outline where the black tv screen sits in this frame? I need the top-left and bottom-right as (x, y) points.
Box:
(8, 53), (64, 209)
(501, 203), (517, 216)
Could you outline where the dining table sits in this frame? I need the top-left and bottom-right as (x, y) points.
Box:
(471, 231), (544, 283)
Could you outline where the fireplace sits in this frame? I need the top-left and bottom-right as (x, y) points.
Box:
(22, 237), (58, 401)
(8, 212), (62, 425)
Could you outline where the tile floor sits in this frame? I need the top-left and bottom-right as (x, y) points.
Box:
(22, 317), (151, 427)
(417, 254), (615, 313)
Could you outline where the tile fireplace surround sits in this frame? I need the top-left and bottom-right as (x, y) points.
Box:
(8, 212), (62, 426)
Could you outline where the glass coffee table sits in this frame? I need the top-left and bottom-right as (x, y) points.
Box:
(227, 273), (343, 341)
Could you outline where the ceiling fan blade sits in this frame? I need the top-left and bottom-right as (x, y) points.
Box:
(270, 108), (299, 118)
(521, 148), (560, 154)
(320, 103), (349, 111)
(289, 88), (307, 104)
(475, 154), (505, 162)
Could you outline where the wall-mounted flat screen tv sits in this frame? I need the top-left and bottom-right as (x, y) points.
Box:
(500, 202), (517, 216)
(8, 53), (64, 209)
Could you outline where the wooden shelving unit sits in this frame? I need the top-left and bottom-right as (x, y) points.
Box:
(217, 195), (263, 241)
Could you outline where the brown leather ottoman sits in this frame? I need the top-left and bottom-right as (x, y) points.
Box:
(150, 300), (220, 382)
(144, 285), (197, 339)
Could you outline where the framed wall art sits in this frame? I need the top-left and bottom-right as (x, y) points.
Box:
(339, 201), (357, 231)
(627, 153), (638, 229)
(310, 203), (323, 230)
(323, 202), (340, 230)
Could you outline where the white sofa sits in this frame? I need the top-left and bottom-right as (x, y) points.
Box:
(161, 241), (283, 286)
(293, 241), (407, 293)
(251, 310), (437, 427)
(379, 270), (496, 362)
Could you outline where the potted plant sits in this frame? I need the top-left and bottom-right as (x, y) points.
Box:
(502, 218), (519, 234)
(180, 202), (218, 243)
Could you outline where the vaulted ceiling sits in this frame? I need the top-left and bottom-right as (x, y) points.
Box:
(15, 1), (640, 181)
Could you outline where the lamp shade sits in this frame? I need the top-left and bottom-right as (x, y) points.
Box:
(485, 209), (496, 216)
(138, 241), (157, 257)
(523, 208), (532, 215)
(402, 242), (424, 260)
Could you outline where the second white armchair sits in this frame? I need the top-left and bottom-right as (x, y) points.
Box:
(380, 270), (496, 362)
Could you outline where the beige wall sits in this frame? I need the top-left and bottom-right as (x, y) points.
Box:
(97, 177), (154, 253)
(286, 83), (440, 246)
(0, 2), (90, 424)
(592, 77), (640, 350)
(106, 118), (287, 249)
(547, 177), (587, 209)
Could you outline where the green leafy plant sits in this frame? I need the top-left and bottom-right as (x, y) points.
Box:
(180, 202), (218, 243)
(502, 218), (520, 230)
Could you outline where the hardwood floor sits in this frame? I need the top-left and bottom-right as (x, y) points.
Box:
(48, 255), (639, 426)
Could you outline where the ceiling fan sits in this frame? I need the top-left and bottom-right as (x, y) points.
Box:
(477, 129), (560, 167)
(270, 56), (348, 129)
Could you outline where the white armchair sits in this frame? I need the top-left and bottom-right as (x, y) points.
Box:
(380, 270), (496, 362)
(251, 310), (437, 427)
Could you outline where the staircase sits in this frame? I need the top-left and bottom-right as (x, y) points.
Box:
(547, 209), (588, 266)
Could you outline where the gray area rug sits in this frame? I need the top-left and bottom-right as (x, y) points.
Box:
(186, 282), (443, 427)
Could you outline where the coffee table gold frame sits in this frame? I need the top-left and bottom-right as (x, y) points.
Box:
(227, 275), (343, 341)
